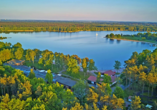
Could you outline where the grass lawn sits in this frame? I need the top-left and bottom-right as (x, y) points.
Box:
(62, 71), (92, 80)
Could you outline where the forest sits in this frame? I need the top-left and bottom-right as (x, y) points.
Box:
(0, 21), (157, 32)
(106, 33), (157, 44)
(0, 41), (157, 110)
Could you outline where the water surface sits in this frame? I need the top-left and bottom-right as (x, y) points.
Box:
(1, 31), (156, 70)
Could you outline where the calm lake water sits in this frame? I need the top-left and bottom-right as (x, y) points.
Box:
(0, 31), (156, 70)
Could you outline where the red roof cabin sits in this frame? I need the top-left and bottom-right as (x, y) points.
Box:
(101, 70), (116, 77)
(87, 76), (103, 85)
(88, 75), (117, 86)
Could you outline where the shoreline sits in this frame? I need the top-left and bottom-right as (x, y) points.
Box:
(109, 38), (157, 45)
(0, 30), (156, 33)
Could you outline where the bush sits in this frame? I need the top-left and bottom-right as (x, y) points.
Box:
(142, 37), (146, 40)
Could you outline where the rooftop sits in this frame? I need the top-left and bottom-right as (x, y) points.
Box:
(7, 59), (25, 64)
(88, 75), (116, 83)
(111, 76), (116, 83)
(88, 76), (103, 82)
(102, 70), (116, 76)
(55, 76), (76, 87)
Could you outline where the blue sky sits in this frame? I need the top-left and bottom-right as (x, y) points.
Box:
(0, 0), (157, 22)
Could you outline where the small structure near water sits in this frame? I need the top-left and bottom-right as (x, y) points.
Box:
(7, 59), (25, 66)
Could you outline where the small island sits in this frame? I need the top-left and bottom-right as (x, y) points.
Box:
(0, 36), (7, 40)
(106, 32), (157, 44)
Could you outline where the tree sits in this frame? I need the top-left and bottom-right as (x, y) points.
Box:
(96, 72), (101, 83)
(82, 58), (87, 77)
(0, 42), (5, 50)
(67, 57), (80, 74)
(25, 49), (36, 64)
(30, 50), (36, 64)
(145, 55), (155, 69)
(106, 34), (110, 38)
(147, 73), (156, 96)
(72, 80), (88, 105)
(38, 58), (43, 65)
(0, 49), (12, 62)
(117, 34), (121, 38)
(114, 61), (121, 73)
(139, 72), (147, 94)
(45, 69), (53, 84)
(34, 49), (40, 60)
(87, 88), (99, 104)
(89, 59), (96, 70)
(97, 83), (112, 96)
(110, 33), (115, 38)
(131, 96), (141, 110)
(28, 69), (36, 79)
(102, 105), (108, 110)
(103, 74), (111, 84)
(93, 102), (99, 110)
(14, 48), (24, 60)
(113, 86), (124, 98)
(110, 94), (124, 109)
(70, 102), (83, 110)
(153, 101), (157, 110)
(13, 42), (22, 48)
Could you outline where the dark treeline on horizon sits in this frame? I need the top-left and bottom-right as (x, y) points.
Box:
(0, 21), (157, 32)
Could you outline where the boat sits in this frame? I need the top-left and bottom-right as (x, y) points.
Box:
(96, 33), (98, 36)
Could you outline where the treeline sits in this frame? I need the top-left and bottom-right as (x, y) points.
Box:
(106, 32), (157, 41)
(0, 21), (157, 32)
(0, 42), (97, 76)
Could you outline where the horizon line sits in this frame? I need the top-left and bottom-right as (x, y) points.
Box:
(0, 19), (157, 23)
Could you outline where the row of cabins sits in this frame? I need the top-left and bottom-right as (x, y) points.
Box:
(87, 70), (117, 86)
(6, 59), (76, 89)
(6, 60), (116, 89)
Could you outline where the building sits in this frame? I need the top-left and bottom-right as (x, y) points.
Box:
(7, 59), (25, 66)
(87, 76), (103, 85)
(54, 76), (76, 89)
(88, 75), (117, 86)
(101, 70), (116, 77)
(111, 76), (117, 86)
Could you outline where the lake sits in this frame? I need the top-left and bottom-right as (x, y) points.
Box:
(0, 31), (156, 70)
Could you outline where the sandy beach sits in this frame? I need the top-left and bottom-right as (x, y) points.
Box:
(110, 38), (157, 45)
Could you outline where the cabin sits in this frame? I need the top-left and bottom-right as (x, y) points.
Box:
(111, 76), (117, 86)
(101, 70), (116, 77)
(87, 76), (103, 85)
(88, 75), (117, 86)
(54, 76), (76, 89)
(7, 59), (25, 66)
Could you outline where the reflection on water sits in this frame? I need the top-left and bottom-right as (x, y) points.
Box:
(116, 40), (121, 44)
(0, 31), (156, 70)
(109, 39), (114, 44)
